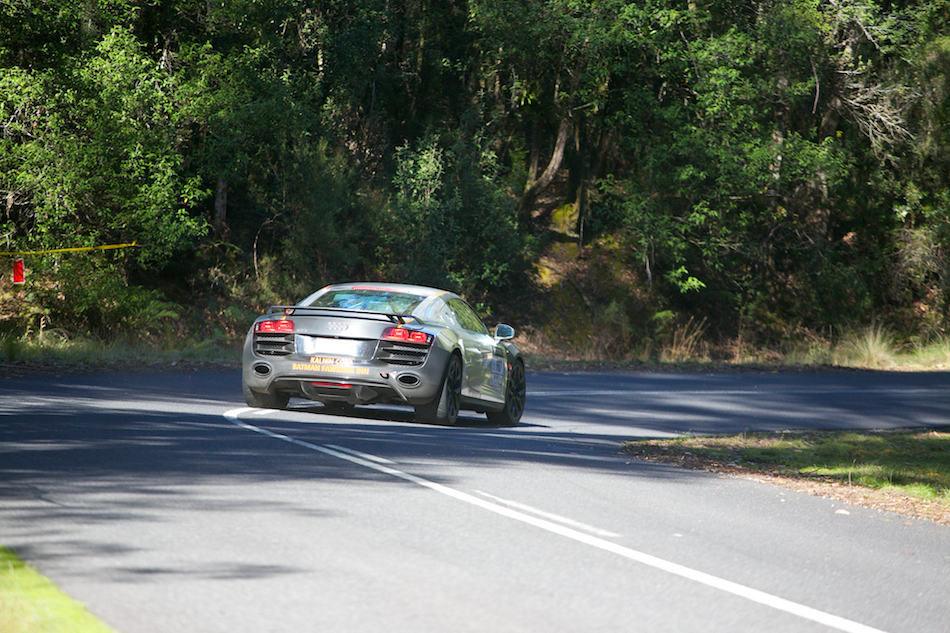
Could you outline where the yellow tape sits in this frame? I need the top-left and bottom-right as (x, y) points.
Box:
(0, 241), (138, 257)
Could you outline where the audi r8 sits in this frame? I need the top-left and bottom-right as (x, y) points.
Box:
(241, 282), (526, 425)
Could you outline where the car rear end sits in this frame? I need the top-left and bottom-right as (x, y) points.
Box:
(242, 287), (451, 407)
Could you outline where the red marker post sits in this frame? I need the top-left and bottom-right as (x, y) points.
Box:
(12, 258), (25, 284)
(0, 242), (137, 285)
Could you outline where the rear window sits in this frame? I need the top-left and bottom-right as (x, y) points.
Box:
(303, 289), (425, 314)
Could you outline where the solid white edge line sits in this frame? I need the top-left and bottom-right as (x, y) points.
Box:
(325, 444), (396, 464)
(222, 407), (890, 633)
(474, 490), (622, 538)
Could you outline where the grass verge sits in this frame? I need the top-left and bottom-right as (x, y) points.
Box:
(0, 545), (115, 633)
(1, 330), (241, 365)
(623, 427), (950, 526)
(0, 331), (241, 378)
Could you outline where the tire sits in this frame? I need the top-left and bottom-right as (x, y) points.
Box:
(415, 354), (462, 425)
(487, 358), (526, 426)
(243, 380), (290, 409)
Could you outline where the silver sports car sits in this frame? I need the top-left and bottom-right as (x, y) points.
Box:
(241, 282), (526, 425)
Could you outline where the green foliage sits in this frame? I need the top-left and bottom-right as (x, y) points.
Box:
(2, 0), (950, 346)
(0, 26), (207, 267)
(272, 141), (373, 295)
(0, 16), (208, 336)
(21, 253), (178, 338)
(378, 131), (530, 298)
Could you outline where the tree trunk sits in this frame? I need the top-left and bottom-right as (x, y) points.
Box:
(517, 56), (587, 228)
(574, 130), (592, 257)
(527, 121), (540, 185)
(517, 115), (571, 227)
(769, 71), (788, 218)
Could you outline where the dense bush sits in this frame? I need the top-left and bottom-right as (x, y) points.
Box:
(1, 1), (949, 350)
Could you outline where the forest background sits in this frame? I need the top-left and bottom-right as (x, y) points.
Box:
(2, 0), (950, 366)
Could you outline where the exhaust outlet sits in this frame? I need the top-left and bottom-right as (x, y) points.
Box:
(253, 363), (272, 376)
(396, 373), (421, 387)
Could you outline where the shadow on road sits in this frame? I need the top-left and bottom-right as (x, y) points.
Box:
(3, 368), (950, 579)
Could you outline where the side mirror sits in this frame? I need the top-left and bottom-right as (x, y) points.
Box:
(493, 324), (515, 340)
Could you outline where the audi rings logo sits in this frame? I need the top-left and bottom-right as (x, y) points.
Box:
(325, 321), (349, 331)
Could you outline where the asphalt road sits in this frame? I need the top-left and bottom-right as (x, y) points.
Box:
(1, 369), (949, 633)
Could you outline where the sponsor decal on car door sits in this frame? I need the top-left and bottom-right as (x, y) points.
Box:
(481, 345), (507, 403)
(447, 298), (505, 403)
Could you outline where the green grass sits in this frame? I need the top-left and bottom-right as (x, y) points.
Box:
(0, 329), (241, 367)
(0, 546), (115, 633)
(624, 428), (950, 513)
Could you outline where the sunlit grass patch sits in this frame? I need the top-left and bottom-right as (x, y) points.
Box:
(0, 545), (115, 633)
(832, 323), (898, 368)
(623, 428), (950, 511)
(903, 337), (950, 369)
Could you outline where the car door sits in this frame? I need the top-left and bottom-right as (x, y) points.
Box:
(446, 298), (507, 404)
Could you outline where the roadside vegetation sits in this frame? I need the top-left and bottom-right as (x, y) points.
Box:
(3, 1), (950, 364)
(5, 318), (950, 374)
(624, 428), (950, 526)
(0, 546), (115, 633)
(0, 328), (242, 373)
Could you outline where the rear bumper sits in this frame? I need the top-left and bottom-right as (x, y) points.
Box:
(242, 345), (450, 405)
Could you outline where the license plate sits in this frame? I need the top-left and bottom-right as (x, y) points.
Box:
(296, 335), (373, 358)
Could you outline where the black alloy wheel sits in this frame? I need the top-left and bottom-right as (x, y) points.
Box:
(415, 354), (462, 425)
(487, 358), (526, 426)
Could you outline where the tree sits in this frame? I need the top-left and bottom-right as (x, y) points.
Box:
(1, 24), (206, 267)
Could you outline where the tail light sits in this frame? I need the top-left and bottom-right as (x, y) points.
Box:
(256, 320), (294, 333)
(381, 327), (432, 345)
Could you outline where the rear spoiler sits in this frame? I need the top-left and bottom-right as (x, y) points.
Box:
(266, 305), (418, 325)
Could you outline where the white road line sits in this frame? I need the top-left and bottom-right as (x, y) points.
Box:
(325, 444), (396, 464)
(223, 407), (890, 633)
(474, 490), (622, 538)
